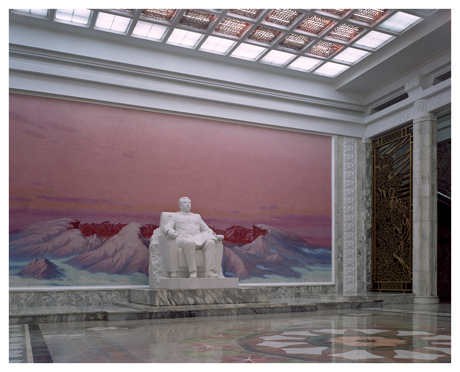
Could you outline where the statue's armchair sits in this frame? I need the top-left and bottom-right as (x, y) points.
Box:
(150, 212), (224, 279)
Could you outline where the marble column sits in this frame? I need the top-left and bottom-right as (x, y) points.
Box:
(412, 99), (438, 304)
(361, 138), (373, 293)
(342, 137), (357, 294)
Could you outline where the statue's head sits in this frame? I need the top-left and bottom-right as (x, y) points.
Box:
(179, 197), (191, 213)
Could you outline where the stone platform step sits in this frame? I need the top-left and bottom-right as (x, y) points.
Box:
(9, 298), (383, 324)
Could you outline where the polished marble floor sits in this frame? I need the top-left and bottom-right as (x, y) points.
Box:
(9, 302), (451, 363)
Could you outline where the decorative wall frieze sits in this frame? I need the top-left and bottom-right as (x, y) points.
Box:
(343, 137), (357, 294)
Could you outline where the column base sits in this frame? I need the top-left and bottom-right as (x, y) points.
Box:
(414, 296), (439, 304)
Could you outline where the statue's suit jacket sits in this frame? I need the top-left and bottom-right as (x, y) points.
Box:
(164, 211), (216, 247)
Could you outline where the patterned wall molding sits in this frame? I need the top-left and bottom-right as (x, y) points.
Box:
(343, 137), (357, 293)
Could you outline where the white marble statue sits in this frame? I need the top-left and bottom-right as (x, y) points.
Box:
(163, 197), (220, 279)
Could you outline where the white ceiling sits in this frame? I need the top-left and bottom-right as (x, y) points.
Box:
(9, 8), (451, 97)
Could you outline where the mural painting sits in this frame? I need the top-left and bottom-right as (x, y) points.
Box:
(9, 94), (332, 287)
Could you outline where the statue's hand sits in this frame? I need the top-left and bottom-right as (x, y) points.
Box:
(168, 229), (179, 238)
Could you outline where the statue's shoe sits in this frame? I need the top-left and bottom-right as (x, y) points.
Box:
(189, 271), (197, 279)
(205, 271), (218, 278)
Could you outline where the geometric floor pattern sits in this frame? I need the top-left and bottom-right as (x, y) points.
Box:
(9, 303), (451, 363)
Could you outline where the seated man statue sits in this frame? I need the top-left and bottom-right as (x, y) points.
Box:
(163, 197), (219, 279)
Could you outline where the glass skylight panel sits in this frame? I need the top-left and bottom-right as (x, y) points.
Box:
(166, 28), (203, 48)
(353, 30), (393, 49)
(264, 9), (303, 27)
(132, 21), (168, 40)
(350, 9), (389, 25)
(306, 41), (343, 58)
(179, 10), (215, 30)
(248, 26), (282, 45)
(55, 9), (91, 25)
(95, 13), (131, 33)
(214, 18), (251, 38)
(333, 47), (370, 64)
(287, 56), (322, 72)
(320, 9), (350, 17)
(228, 9), (263, 19)
(296, 15), (334, 35)
(13, 9), (48, 17)
(328, 23), (363, 42)
(261, 50), (295, 66)
(279, 34), (312, 51)
(141, 9), (177, 21)
(200, 36), (236, 54)
(314, 62), (349, 77)
(231, 43), (267, 61)
(378, 12), (421, 33)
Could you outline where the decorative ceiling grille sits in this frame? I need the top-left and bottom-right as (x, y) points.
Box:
(328, 23), (364, 42)
(248, 26), (282, 45)
(306, 41), (343, 57)
(141, 9), (177, 21)
(350, 9), (389, 24)
(279, 33), (312, 50)
(179, 9), (215, 30)
(214, 17), (251, 38)
(296, 15), (334, 35)
(321, 9), (350, 17)
(264, 9), (303, 27)
(228, 9), (264, 19)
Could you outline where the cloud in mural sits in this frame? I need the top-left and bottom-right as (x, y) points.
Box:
(36, 194), (137, 207)
(259, 204), (279, 211)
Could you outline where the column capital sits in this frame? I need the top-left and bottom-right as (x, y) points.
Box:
(361, 137), (372, 144)
(413, 99), (437, 123)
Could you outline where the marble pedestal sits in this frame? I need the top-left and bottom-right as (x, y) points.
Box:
(152, 278), (239, 290)
(128, 287), (270, 307)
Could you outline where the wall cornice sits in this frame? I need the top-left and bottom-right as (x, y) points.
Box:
(364, 83), (451, 138)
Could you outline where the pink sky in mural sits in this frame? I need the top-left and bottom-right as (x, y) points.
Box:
(9, 94), (332, 244)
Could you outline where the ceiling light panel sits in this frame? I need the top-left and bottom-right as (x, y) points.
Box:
(314, 62), (350, 77)
(200, 36), (236, 54)
(55, 9), (91, 25)
(296, 15), (334, 35)
(306, 41), (343, 58)
(214, 17), (251, 38)
(141, 9), (177, 21)
(353, 30), (393, 49)
(228, 9), (263, 19)
(166, 28), (203, 48)
(328, 23), (363, 42)
(287, 56), (322, 72)
(231, 43), (267, 61)
(264, 9), (303, 27)
(95, 13), (131, 33)
(261, 50), (296, 66)
(179, 9), (215, 30)
(333, 47), (370, 64)
(13, 9), (48, 17)
(132, 21), (168, 40)
(378, 12), (421, 33)
(350, 9), (389, 24)
(279, 33), (312, 51)
(247, 26), (282, 45)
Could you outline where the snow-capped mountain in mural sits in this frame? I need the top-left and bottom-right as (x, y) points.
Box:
(221, 224), (331, 279)
(17, 258), (65, 279)
(66, 222), (150, 275)
(9, 218), (331, 284)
